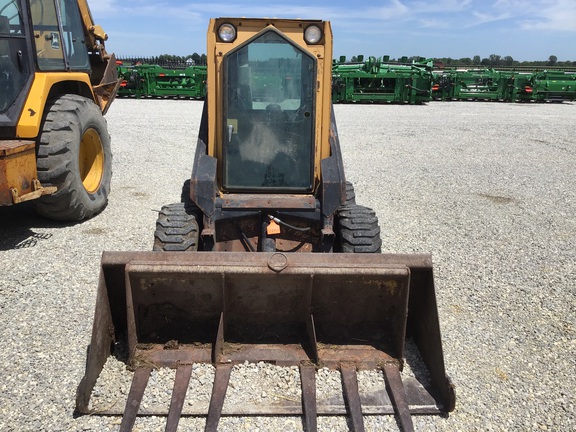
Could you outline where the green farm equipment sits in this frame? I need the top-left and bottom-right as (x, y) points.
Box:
(332, 56), (433, 104)
(432, 69), (515, 101)
(117, 63), (207, 99)
(432, 68), (576, 103)
(519, 70), (576, 102)
(116, 64), (144, 97)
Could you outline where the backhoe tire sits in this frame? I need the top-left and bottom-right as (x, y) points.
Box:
(33, 94), (112, 221)
(153, 202), (199, 251)
(335, 204), (382, 253)
(345, 181), (356, 205)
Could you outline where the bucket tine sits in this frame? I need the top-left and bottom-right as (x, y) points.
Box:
(340, 364), (365, 432)
(382, 363), (415, 432)
(120, 367), (152, 432)
(165, 364), (193, 432)
(299, 364), (317, 432)
(205, 363), (233, 432)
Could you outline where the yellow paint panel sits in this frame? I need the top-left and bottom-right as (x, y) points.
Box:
(0, 140), (37, 205)
(16, 73), (95, 138)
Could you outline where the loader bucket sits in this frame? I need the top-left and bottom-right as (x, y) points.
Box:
(76, 251), (455, 431)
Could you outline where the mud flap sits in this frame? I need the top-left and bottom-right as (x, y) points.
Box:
(76, 251), (455, 431)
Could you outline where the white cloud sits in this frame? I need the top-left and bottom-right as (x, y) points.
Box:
(410, 0), (473, 13)
(518, 1), (576, 31)
(468, 10), (511, 26)
(362, 1), (410, 20)
(492, 0), (576, 31)
(88, 0), (119, 17)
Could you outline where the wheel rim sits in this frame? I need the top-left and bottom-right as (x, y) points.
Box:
(79, 128), (104, 194)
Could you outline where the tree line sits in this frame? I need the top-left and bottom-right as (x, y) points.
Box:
(121, 53), (574, 69)
(433, 54), (573, 68)
(119, 53), (208, 67)
(349, 54), (574, 68)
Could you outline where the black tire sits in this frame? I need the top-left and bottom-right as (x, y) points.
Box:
(345, 181), (356, 205)
(180, 178), (203, 221)
(153, 202), (199, 251)
(335, 204), (382, 253)
(33, 94), (112, 221)
(180, 178), (192, 204)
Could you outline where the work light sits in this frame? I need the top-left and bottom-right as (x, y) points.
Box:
(304, 25), (322, 44)
(218, 23), (237, 42)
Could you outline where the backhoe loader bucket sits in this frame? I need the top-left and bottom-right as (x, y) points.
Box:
(76, 251), (455, 431)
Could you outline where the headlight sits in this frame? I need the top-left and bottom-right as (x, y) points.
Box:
(218, 23), (237, 42)
(304, 25), (322, 44)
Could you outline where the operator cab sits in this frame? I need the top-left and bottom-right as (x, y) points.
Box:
(0, 0), (90, 134)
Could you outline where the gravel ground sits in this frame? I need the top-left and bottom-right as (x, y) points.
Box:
(0, 98), (575, 431)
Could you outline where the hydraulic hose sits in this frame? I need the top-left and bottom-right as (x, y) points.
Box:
(268, 215), (311, 232)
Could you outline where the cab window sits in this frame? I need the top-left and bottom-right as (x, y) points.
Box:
(0, 0), (23, 34)
(223, 30), (316, 191)
(59, 0), (89, 70)
(0, 0), (28, 112)
(30, 0), (89, 71)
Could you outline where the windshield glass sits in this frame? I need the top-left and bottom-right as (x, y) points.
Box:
(223, 30), (316, 191)
(0, 0), (26, 112)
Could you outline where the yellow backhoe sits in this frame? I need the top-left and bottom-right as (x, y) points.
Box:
(0, 0), (118, 220)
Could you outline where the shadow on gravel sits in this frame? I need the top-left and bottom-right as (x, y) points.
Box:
(0, 202), (75, 250)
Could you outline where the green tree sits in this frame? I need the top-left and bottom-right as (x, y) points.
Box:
(547, 55), (558, 66)
(190, 53), (201, 65)
(489, 54), (501, 66)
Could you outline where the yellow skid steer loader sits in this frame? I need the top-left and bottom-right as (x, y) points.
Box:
(76, 18), (455, 432)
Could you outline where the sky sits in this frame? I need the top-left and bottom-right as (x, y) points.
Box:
(91, 0), (576, 62)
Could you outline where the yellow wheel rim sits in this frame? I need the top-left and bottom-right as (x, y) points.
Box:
(79, 128), (104, 194)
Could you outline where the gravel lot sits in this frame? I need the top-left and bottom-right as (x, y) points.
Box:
(0, 98), (575, 431)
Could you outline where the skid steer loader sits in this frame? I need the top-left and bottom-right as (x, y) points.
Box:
(76, 18), (455, 431)
(0, 0), (118, 221)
